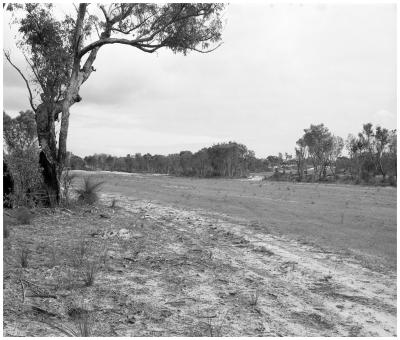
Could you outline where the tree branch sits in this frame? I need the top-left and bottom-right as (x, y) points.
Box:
(99, 4), (110, 22)
(22, 53), (45, 93)
(4, 51), (36, 112)
(186, 42), (223, 54)
(78, 5), (217, 58)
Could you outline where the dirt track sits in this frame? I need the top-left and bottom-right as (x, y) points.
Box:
(104, 193), (397, 336)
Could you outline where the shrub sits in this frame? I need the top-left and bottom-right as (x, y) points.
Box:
(76, 177), (104, 205)
(4, 148), (44, 208)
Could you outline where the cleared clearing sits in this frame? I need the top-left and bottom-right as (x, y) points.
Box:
(3, 171), (396, 336)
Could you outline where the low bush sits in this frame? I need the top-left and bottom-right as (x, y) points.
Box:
(76, 177), (104, 205)
(4, 148), (44, 208)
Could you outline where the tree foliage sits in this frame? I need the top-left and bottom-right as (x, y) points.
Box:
(3, 110), (37, 152)
(3, 111), (43, 206)
(346, 124), (396, 183)
(300, 124), (343, 180)
(6, 3), (225, 205)
(81, 142), (257, 178)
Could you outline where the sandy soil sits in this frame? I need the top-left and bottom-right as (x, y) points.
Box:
(3, 183), (397, 336)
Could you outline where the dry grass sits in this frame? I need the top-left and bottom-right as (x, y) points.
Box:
(82, 260), (99, 287)
(40, 307), (93, 337)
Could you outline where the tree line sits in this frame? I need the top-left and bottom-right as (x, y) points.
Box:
(292, 123), (397, 184)
(71, 142), (267, 177)
(3, 110), (397, 209)
(67, 122), (396, 185)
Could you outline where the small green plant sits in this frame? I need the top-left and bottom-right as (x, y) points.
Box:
(15, 206), (33, 224)
(76, 177), (104, 205)
(20, 247), (30, 268)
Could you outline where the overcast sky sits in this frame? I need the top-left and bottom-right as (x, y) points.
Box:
(3, 3), (397, 158)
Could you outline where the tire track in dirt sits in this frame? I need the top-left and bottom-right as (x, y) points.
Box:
(105, 193), (397, 336)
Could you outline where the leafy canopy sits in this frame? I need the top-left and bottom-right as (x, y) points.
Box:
(7, 3), (225, 109)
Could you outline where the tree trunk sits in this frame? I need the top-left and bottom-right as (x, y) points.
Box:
(36, 102), (62, 206)
(39, 151), (60, 206)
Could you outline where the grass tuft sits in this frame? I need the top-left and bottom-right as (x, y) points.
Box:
(83, 260), (99, 287)
(40, 305), (94, 337)
(76, 177), (104, 205)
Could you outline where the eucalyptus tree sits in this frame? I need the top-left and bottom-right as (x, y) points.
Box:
(5, 3), (225, 205)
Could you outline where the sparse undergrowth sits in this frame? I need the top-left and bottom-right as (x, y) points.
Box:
(2, 183), (397, 337)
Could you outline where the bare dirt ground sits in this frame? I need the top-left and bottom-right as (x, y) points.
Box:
(3, 171), (397, 336)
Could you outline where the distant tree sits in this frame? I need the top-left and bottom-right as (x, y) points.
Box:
(180, 151), (193, 175)
(6, 3), (225, 205)
(302, 124), (334, 180)
(295, 137), (307, 180)
(345, 124), (396, 183)
(327, 135), (344, 177)
(67, 153), (85, 170)
(374, 126), (389, 179)
(125, 154), (134, 173)
(266, 155), (279, 170)
(84, 155), (97, 170)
